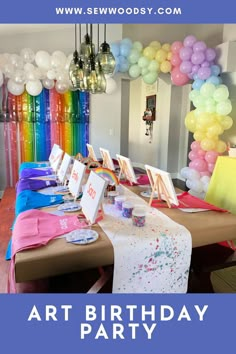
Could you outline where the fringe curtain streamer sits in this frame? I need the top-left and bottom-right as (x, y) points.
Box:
(0, 85), (90, 187)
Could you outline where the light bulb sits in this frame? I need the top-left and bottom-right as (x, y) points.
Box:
(68, 50), (80, 89)
(95, 61), (106, 93)
(80, 34), (95, 60)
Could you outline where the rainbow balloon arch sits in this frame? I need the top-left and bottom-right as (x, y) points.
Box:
(0, 34), (233, 193)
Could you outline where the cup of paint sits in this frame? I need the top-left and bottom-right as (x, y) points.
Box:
(107, 191), (119, 204)
(122, 201), (134, 218)
(132, 207), (146, 227)
(114, 195), (126, 210)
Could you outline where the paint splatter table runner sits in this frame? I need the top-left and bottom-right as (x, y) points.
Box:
(99, 186), (192, 293)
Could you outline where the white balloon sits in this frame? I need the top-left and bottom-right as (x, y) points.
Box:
(20, 48), (35, 63)
(51, 51), (67, 69)
(47, 69), (57, 80)
(180, 167), (190, 179)
(13, 69), (26, 84)
(0, 70), (3, 87)
(55, 70), (69, 82)
(105, 77), (117, 94)
(26, 70), (38, 81)
(10, 54), (24, 69)
(7, 79), (25, 96)
(26, 80), (43, 96)
(0, 54), (9, 70)
(35, 51), (51, 70)
(24, 63), (35, 72)
(43, 78), (54, 90)
(203, 182), (209, 193)
(55, 80), (69, 94)
(65, 53), (73, 70)
(200, 176), (211, 184)
(3, 63), (15, 78)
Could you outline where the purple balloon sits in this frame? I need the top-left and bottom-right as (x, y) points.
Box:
(201, 61), (210, 68)
(188, 72), (194, 79)
(192, 64), (200, 74)
(180, 60), (193, 74)
(183, 35), (197, 47)
(205, 48), (216, 62)
(193, 41), (207, 52)
(179, 47), (193, 61)
(197, 67), (211, 80)
(191, 51), (205, 65)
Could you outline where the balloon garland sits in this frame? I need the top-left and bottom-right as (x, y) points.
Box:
(0, 34), (233, 194)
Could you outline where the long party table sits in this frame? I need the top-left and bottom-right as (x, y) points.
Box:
(13, 185), (236, 283)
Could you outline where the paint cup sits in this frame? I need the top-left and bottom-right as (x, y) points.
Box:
(132, 207), (146, 227)
(107, 191), (119, 204)
(114, 195), (126, 210)
(229, 148), (236, 158)
(122, 202), (134, 218)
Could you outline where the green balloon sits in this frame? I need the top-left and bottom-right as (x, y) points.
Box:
(138, 56), (150, 68)
(129, 64), (141, 78)
(148, 60), (159, 72)
(193, 95), (206, 108)
(189, 89), (200, 102)
(213, 86), (229, 102)
(141, 67), (149, 76)
(200, 83), (216, 98)
(128, 49), (141, 64)
(216, 100), (232, 115)
(142, 71), (158, 85)
(132, 41), (143, 52)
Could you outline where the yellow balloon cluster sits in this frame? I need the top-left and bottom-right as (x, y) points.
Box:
(185, 110), (233, 153)
(143, 41), (172, 74)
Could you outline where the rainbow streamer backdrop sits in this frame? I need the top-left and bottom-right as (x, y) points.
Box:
(0, 86), (90, 186)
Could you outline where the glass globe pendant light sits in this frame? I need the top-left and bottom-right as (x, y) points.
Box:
(69, 24), (81, 90)
(97, 24), (116, 75)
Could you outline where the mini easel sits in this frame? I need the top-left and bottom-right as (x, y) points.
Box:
(117, 158), (135, 185)
(102, 151), (110, 169)
(146, 168), (172, 208)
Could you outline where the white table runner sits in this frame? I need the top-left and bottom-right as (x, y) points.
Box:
(99, 186), (192, 293)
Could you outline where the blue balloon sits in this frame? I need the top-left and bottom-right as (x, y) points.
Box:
(120, 43), (131, 57)
(193, 74), (198, 80)
(118, 57), (129, 73)
(192, 79), (204, 91)
(110, 43), (120, 57)
(206, 75), (220, 85)
(211, 64), (221, 76)
(121, 38), (133, 48)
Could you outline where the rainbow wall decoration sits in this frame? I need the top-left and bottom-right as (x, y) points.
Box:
(0, 85), (90, 186)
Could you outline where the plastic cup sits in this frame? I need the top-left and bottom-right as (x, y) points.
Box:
(122, 201), (134, 218)
(114, 195), (126, 210)
(132, 207), (146, 227)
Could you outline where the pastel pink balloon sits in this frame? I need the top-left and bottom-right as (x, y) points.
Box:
(191, 141), (201, 152)
(170, 53), (181, 67)
(200, 171), (211, 177)
(208, 162), (215, 173)
(171, 66), (189, 86)
(192, 158), (208, 172)
(188, 151), (199, 161)
(205, 150), (219, 164)
(189, 161), (195, 169)
(197, 149), (206, 158)
(171, 41), (183, 53)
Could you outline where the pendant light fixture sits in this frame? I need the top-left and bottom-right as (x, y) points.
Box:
(69, 24), (113, 94)
(97, 24), (116, 75)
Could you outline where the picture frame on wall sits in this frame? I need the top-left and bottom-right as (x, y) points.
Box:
(143, 95), (156, 121)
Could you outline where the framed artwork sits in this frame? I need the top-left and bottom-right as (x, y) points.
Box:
(143, 95), (156, 121)
(57, 153), (71, 184)
(50, 147), (64, 172)
(86, 143), (98, 161)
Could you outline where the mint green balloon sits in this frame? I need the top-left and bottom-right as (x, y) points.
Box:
(142, 71), (158, 85)
(128, 49), (141, 64)
(141, 67), (149, 76)
(132, 41), (143, 52)
(213, 86), (229, 102)
(193, 95), (206, 108)
(205, 103), (216, 113)
(138, 56), (150, 68)
(189, 89), (200, 102)
(148, 60), (159, 72)
(129, 64), (141, 78)
(200, 83), (216, 98)
(216, 100), (232, 115)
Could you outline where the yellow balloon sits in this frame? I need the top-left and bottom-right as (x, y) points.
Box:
(155, 49), (168, 63)
(185, 111), (197, 132)
(143, 46), (156, 60)
(160, 60), (171, 73)
(194, 131), (206, 142)
(167, 52), (172, 60)
(216, 140), (227, 153)
(197, 112), (215, 129)
(200, 138), (216, 151)
(149, 41), (161, 50)
(162, 43), (171, 52)
(220, 115), (233, 130)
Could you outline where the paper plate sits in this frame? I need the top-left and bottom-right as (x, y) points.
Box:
(58, 202), (81, 212)
(66, 229), (99, 245)
(140, 190), (158, 199)
(63, 194), (75, 202)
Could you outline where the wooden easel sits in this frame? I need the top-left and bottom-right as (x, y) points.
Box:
(146, 168), (172, 208)
(117, 158), (135, 185)
(102, 151), (110, 169)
